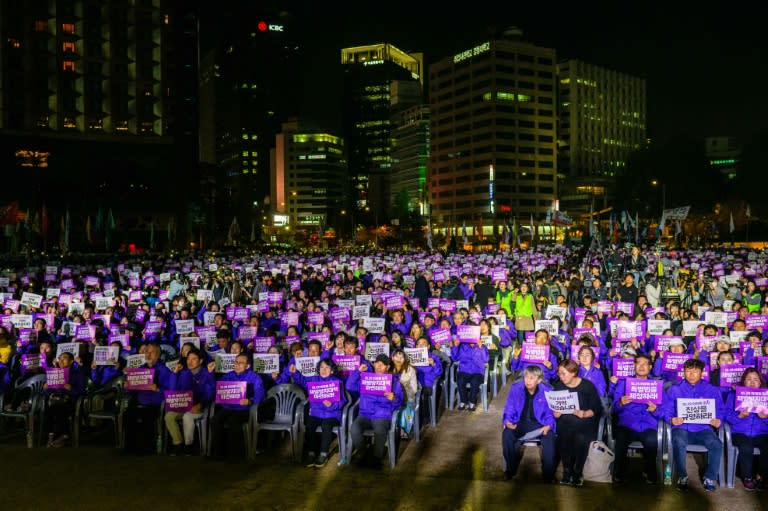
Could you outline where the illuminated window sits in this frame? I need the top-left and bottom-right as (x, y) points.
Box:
(35, 20), (47, 31)
(250, 151), (257, 157)
(163, 14), (170, 25)
(62, 60), (75, 71)
(62, 41), (76, 52)
(8, 38), (21, 48)
(62, 23), (75, 34)
(63, 117), (76, 129)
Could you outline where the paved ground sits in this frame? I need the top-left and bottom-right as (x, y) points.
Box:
(2, 381), (767, 511)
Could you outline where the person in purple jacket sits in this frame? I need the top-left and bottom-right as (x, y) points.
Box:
(293, 358), (347, 468)
(511, 329), (559, 382)
(577, 345), (607, 398)
(210, 352), (265, 459)
(164, 348), (215, 456)
(123, 342), (176, 454)
(43, 352), (86, 447)
(725, 367), (768, 490)
(611, 354), (663, 484)
(501, 365), (556, 483)
(662, 358), (725, 492)
(350, 354), (403, 468)
(451, 334), (489, 411)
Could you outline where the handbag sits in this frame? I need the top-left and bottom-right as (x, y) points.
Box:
(398, 401), (415, 434)
(514, 315), (534, 331)
(582, 440), (615, 483)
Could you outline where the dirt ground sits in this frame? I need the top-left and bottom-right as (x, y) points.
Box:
(2, 382), (767, 511)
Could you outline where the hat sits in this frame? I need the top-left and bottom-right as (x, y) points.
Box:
(623, 347), (637, 356)
(715, 335), (732, 345)
(668, 338), (685, 347)
(374, 354), (391, 366)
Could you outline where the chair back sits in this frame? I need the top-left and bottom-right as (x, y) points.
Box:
(267, 384), (306, 425)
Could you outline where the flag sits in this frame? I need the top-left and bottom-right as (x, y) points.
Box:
(461, 221), (468, 245)
(729, 212), (735, 234)
(476, 218), (484, 241)
(530, 213), (534, 241)
(588, 204), (594, 238)
(41, 204), (49, 239)
(675, 220), (682, 238)
(63, 207), (70, 252)
(658, 212), (667, 234)
(634, 212), (639, 245)
(149, 220), (155, 250)
(426, 225), (433, 251)
(250, 220), (256, 243)
(746, 204), (751, 218)
(227, 216), (239, 243)
(105, 209), (115, 250)
(59, 216), (65, 252)
(85, 216), (92, 244)
(94, 207), (103, 234)
(502, 221), (509, 244)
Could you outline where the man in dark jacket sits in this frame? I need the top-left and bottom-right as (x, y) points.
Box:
(473, 275), (496, 310)
(414, 271), (431, 310)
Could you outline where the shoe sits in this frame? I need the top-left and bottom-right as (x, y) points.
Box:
(743, 477), (756, 491)
(52, 435), (68, 448)
(184, 444), (195, 456)
(468, 403), (477, 412)
(313, 453), (328, 467)
(559, 471), (572, 485)
(756, 478), (766, 491)
(304, 451), (317, 467)
(169, 443), (182, 456)
(676, 477), (689, 492)
(642, 472), (657, 485)
(502, 471), (513, 481)
(572, 475), (584, 487)
(457, 403), (466, 411)
(702, 478), (716, 492)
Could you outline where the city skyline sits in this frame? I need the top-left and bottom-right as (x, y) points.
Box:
(287, 2), (765, 144)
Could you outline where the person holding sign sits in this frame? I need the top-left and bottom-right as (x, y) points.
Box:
(43, 352), (86, 447)
(123, 343), (176, 454)
(611, 354), (663, 484)
(661, 358), (725, 492)
(501, 366), (556, 483)
(724, 368), (768, 490)
(164, 349), (215, 456)
(211, 353), (265, 459)
(293, 358), (346, 468)
(577, 346), (607, 399)
(350, 354), (403, 468)
(552, 359), (603, 487)
(451, 331), (489, 412)
(511, 329), (559, 382)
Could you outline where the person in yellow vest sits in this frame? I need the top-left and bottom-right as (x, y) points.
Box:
(513, 282), (537, 347)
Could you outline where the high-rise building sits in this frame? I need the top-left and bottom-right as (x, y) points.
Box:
(198, 8), (301, 234)
(705, 136), (739, 180)
(428, 28), (557, 236)
(0, 0), (198, 232)
(557, 59), (646, 212)
(390, 101), (429, 215)
(271, 119), (346, 234)
(341, 43), (423, 219)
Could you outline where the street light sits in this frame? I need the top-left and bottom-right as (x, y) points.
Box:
(651, 180), (666, 213)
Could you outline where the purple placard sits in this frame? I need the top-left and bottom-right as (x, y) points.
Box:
(233, 307), (250, 322)
(307, 380), (341, 403)
(573, 327), (599, 340)
(696, 335), (718, 351)
(60, 278), (74, 290)
(439, 299), (457, 312)
(124, 368), (155, 390)
(267, 292), (283, 306)
(16, 328), (35, 347)
(21, 354), (42, 371)
(654, 336), (681, 352)
(84, 275), (100, 287)
(719, 364), (751, 387)
(734, 386), (768, 413)
(661, 352), (692, 372)
(237, 326), (257, 341)
(597, 301), (614, 314)
(143, 320), (162, 335)
(430, 328), (451, 345)
(615, 302), (635, 316)
(625, 377), (663, 404)
(75, 324), (95, 341)
(745, 315), (768, 330)
(289, 279), (301, 292)
(427, 297), (440, 310)
(215, 381), (247, 405)
(307, 311), (325, 326)
(306, 331), (331, 344)
(108, 333), (130, 349)
(520, 343), (550, 363)
(128, 290), (143, 302)
(615, 321), (643, 340)
(164, 390), (193, 412)
(756, 357), (768, 380)
(360, 372), (392, 395)
(251, 336), (275, 353)
(384, 295), (405, 310)
(457, 324), (481, 343)
(612, 358), (636, 379)
(332, 355), (361, 376)
(45, 367), (69, 389)
(329, 308), (350, 323)
(134, 309), (147, 323)
(574, 308), (588, 324)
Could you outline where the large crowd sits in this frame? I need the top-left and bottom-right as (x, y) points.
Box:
(1, 243), (767, 493)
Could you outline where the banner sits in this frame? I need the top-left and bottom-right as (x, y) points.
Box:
(520, 343), (550, 363)
(45, 367), (69, 389)
(164, 390), (193, 413)
(625, 378), (663, 404)
(125, 368), (154, 390)
(307, 380), (341, 404)
(360, 372), (392, 396)
(677, 398), (716, 424)
(734, 386), (768, 414)
(215, 381), (247, 405)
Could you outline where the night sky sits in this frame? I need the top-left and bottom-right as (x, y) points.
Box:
(207, 2), (767, 145)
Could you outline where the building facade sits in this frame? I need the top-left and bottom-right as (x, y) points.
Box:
(557, 59), (646, 213)
(704, 136), (739, 180)
(428, 29), (558, 236)
(341, 43), (423, 219)
(271, 119), (346, 235)
(390, 102), (430, 215)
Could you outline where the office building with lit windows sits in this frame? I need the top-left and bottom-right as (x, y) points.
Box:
(705, 136), (740, 180)
(390, 101), (430, 215)
(198, 9), (301, 230)
(0, 0), (199, 222)
(341, 43), (423, 219)
(270, 119), (346, 232)
(557, 59), (646, 212)
(428, 29), (558, 236)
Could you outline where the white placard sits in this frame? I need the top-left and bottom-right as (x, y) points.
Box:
(55, 342), (80, 359)
(196, 289), (213, 302)
(677, 398), (716, 424)
(704, 312), (727, 328)
(10, 314), (33, 329)
(647, 320), (671, 336)
(20, 292), (43, 309)
(545, 305), (567, 321)
(215, 353), (236, 373)
(361, 317), (385, 334)
(252, 353), (280, 374)
(355, 294), (373, 306)
(296, 356), (321, 376)
(352, 305), (369, 320)
(174, 319), (195, 336)
(535, 319), (558, 336)
(404, 347), (429, 367)
(545, 390), (580, 414)
(126, 354), (147, 368)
